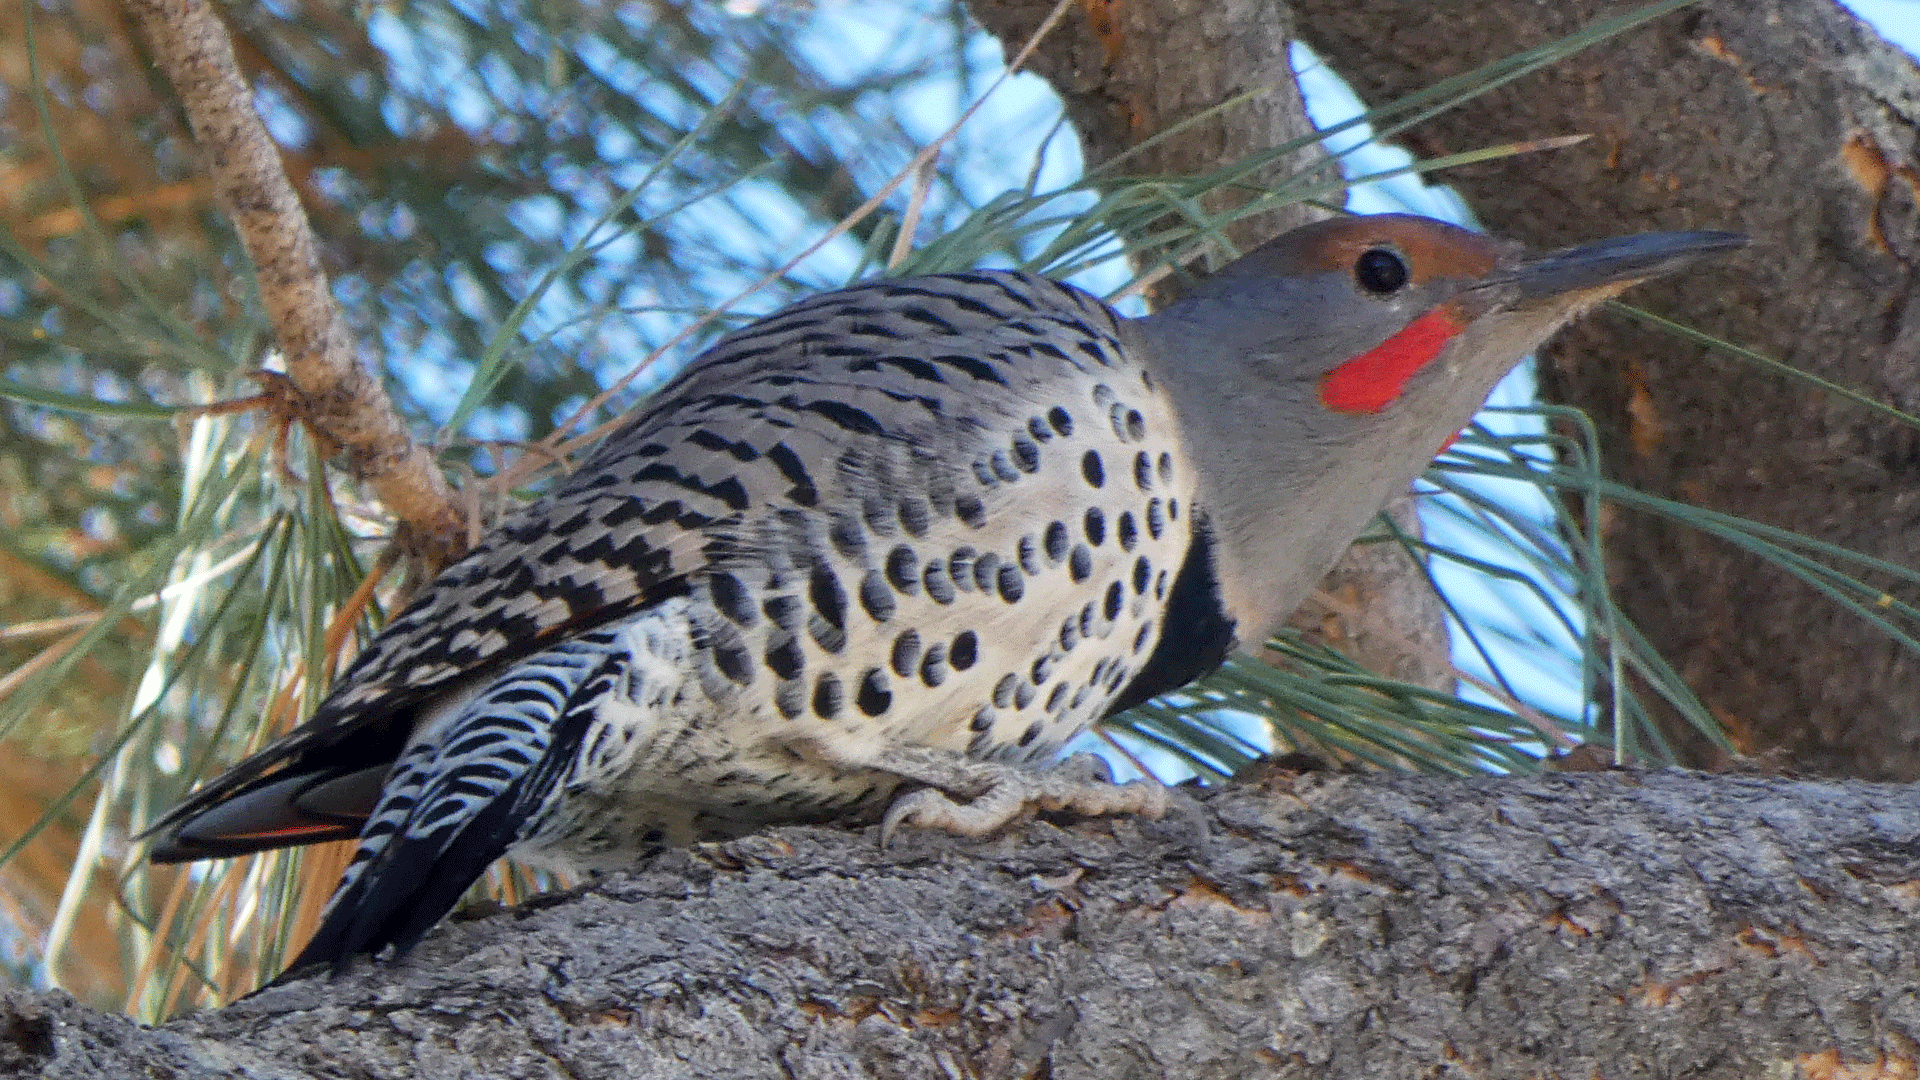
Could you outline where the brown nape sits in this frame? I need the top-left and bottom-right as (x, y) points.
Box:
(1252, 213), (1506, 284)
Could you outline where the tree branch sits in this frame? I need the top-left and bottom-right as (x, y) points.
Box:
(122, 0), (464, 568)
(7, 770), (1916, 1077)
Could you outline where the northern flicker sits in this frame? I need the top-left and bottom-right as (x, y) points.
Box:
(144, 214), (1743, 978)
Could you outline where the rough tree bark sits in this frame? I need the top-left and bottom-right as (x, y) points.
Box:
(7, 770), (1920, 1078)
(1289, 0), (1920, 778)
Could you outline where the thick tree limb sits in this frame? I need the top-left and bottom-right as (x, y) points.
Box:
(123, 0), (464, 567)
(7, 769), (1918, 1078)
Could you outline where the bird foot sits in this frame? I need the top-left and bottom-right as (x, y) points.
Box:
(875, 750), (1168, 847)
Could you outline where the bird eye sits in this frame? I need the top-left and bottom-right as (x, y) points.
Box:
(1354, 247), (1410, 295)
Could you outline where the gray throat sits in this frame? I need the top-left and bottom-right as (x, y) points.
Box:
(1125, 304), (1558, 651)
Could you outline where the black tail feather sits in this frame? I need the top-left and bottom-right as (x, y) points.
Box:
(269, 645), (612, 985)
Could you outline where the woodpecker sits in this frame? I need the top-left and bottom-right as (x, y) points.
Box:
(144, 214), (1743, 979)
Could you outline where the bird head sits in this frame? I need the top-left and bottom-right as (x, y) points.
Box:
(1132, 212), (1745, 644)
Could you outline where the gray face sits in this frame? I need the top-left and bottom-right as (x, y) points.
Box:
(1129, 214), (1743, 644)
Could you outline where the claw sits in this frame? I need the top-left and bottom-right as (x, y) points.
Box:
(878, 788), (939, 849)
(877, 758), (1167, 848)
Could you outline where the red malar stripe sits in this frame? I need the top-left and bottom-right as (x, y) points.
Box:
(1318, 307), (1466, 414)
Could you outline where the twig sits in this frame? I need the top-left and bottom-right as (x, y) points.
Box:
(121, 0), (464, 570)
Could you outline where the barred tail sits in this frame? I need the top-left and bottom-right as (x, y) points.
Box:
(277, 629), (624, 981)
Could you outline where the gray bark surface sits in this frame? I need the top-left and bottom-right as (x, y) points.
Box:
(7, 769), (1920, 1079)
(1290, 0), (1920, 777)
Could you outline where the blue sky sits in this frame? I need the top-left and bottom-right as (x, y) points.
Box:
(1841, 1), (1919, 53)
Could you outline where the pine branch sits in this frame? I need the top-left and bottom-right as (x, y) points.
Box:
(122, 0), (465, 568)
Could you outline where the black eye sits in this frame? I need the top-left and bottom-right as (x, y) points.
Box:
(1354, 247), (1410, 295)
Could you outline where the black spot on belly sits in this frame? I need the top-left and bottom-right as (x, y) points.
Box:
(955, 495), (987, 529)
(1146, 499), (1165, 539)
(1069, 545), (1092, 583)
(1059, 617), (1079, 652)
(1045, 683), (1069, 712)
(859, 571), (895, 622)
(997, 565), (1024, 604)
(1133, 556), (1152, 594)
(1133, 621), (1155, 654)
(891, 629), (922, 677)
(886, 545), (919, 594)
(810, 565), (846, 630)
(813, 674), (843, 719)
(1045, 521), (1069, 564)
(714, 641), (754, 685)
(1084, 507), (1106, 547)
(766, 638), (804, 680)
(971, 707), (996, 732)
(1081, 450), (1105, 488)
(764, 594), (800, 630)
(1048, 407), (1073, 437)
(991, 450), (1021, 483)
(709, 570), (757, 626)
(1103, 581), (1123, 622)
(1018, 722), (1043, 747)
(1134, 452), (1153, 491)
(1031, 655), (1053, 685)
(1125, 409), (1145, 441)
(856, 669), (892, 716)
(969, 551), (998, 592)
(1017, 534), (1040, 575)
(920, 642), (949, 688)
(775, 680), (805, 719)
(924, 558), (957, 604)
(1117, 512), (1137, 552)
(951, 631), (979, 670)
(1012, 437), (1040, 473)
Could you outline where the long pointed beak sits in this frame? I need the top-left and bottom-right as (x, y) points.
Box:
(1497, 230), (1748, 304)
